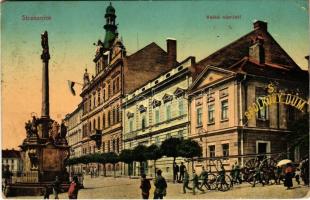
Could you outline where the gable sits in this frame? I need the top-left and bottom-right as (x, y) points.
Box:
(190, 66), (235, 92)
(196, 71), (229, 89)
(196, 25), (300, 72)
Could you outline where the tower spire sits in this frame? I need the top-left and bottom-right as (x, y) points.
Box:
(103, 2), (118, 49)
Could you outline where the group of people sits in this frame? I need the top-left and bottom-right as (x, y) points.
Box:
(140, 170), (167, 199)
(43, 175), (81, 199)
(283, 157), (309, 190)
(172, 162), (186, 183)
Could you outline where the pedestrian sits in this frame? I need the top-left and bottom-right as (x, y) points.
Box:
(252, 161), (264, 187)
(295, 168), (301, 185)
(199, 166), (208, 190)
(43, 185), (51, 199)
(191, 170), (205, 195)
(140, 174), (151, 199)
(173, 162), (179, 183)
(230, 164), (235, 182)
(153, 169), (167, 199)
(234, 161), (242, 184)
(68, 176), (80, 199)
(300, 158), (309, 185)
(179, 162), (186, 182)
(284, 163), (293, 190)
(52, 176), (61, 199)
(182, 169), (192, 194)
(275, 166), (282, 185)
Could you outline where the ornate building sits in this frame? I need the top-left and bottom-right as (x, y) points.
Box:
(64, 103), (83, 173)
(122, 56), (196, 178)
(77, 3), (178, 175)
(188, 21), (308, 170)
(2, 149), (23, 174)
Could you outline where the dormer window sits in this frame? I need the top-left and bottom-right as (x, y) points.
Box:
(162, 94), (173, 103)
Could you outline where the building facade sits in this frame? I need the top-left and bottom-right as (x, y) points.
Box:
(2, 149), (23, 174)
(188, 20), (308, 171)
(122, 57), (196, 178)
(64, 103), (83, 173)
(75, 3), (178, 175)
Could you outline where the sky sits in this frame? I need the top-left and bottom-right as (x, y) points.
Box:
(1, 0), (309, 149)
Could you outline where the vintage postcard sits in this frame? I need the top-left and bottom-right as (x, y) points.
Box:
(1, 0), (309, 199)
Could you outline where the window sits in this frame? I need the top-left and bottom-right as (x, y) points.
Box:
(208, 104), (215, 123)
(155, 136), (160, 146)
(98, 116), (100, 130)
(89, 96), (92, 110)
(108, 84), (111, 98)
(155, 109), (160, 124)
(197, 107), (202, 126)
(209, 145), (215, 158)
(177, 130), (184, 139)
(102, 142), (105, 153)
(116, 106), (120, 123)
(116, 77), (120, 92)
(257, 97), (268, 120)
(108, 111), (111, 126)
(113, 80), (116, 94)
(103, 89), (106, 102)
(142, 116), (146, 129)
(256, 87), (268, 120)
(94, 94), (96, 108)
(108, 140), (110, 152)
(221, 100), (228, 120)
(129, 119), (133, 132)
(117, 138), (120, 153)
(178, 100), (184, 116)
(98, 91), (101, 105)
(102, 113), (105, 129)
(222, 144), (229, 159)
(112, 108), (116, 124)
(112, 140), (116, 152)
(89, 122), (91, 133)
(93, 119), (96, 130)
(166, 104), (171, 120)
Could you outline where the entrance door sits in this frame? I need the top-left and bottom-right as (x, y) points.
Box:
(256, 141), (270, 160)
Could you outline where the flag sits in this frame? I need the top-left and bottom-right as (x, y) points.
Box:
(67, 80), (76, 96)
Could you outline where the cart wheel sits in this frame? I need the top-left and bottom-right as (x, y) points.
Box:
(207, 173), (217, 190)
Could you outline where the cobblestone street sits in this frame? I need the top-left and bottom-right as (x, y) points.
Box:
(6, 175), (309, 199)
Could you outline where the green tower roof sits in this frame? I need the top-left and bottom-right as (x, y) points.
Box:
(106, 2), (115, 15)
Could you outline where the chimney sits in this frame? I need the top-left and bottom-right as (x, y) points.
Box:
(253, 20), (267, 31)
(167, 38), (177, 67)
(249, 37), (265, 64)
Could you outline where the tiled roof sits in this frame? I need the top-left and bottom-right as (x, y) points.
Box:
(195, 25), (300, 73)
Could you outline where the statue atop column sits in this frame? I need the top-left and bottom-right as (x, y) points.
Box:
(41, 31), (50, 61)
